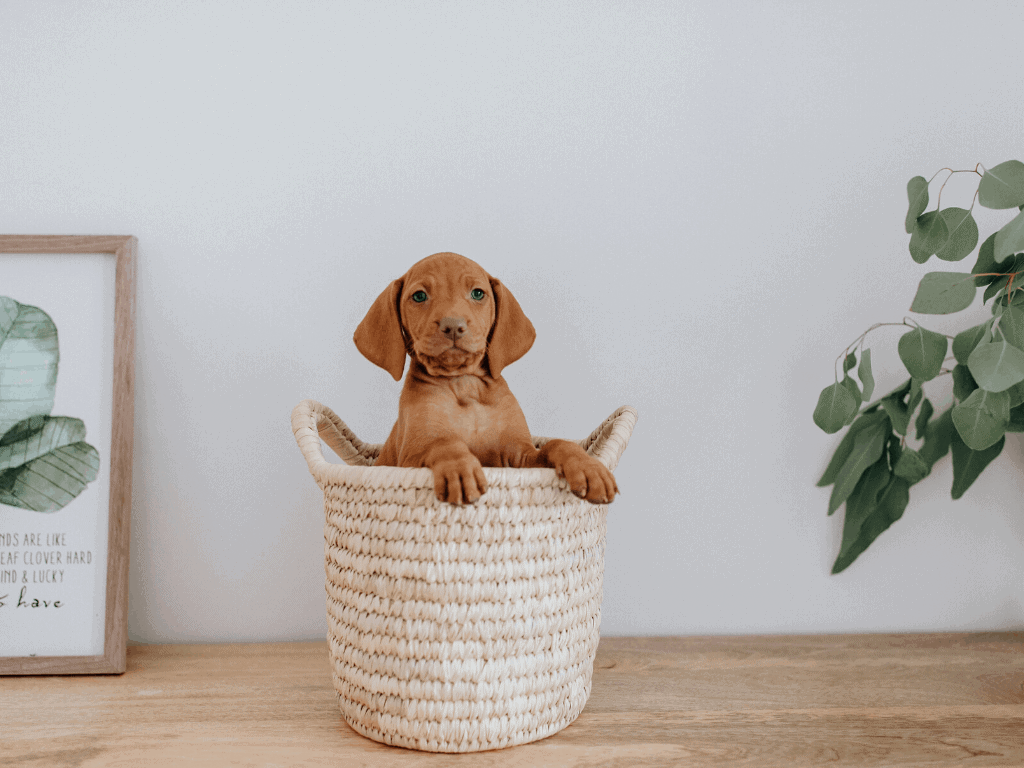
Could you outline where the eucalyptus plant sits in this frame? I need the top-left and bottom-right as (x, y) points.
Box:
(814, 160), (1024, 573)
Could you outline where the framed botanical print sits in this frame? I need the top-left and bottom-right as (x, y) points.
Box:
(0, 235), (136, 674)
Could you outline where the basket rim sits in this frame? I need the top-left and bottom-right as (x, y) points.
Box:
(291, 401), (637, 492)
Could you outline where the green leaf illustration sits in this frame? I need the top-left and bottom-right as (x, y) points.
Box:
(0, 297), (58, 435)
(905, 176), (929, 233)
(0, 442), (100, 513)
(978, 160), (1024, 210)
(934, 208), (979, 262)
(898, 326), (948, 381)
(909, 272), (976, 314)
(0, 296), (99, 513)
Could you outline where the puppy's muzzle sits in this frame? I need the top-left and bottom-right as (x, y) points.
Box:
(439, 316), (468, 341)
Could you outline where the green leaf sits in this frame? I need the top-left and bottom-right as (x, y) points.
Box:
(934, 208), (979, 262)
(952, 387), (1009, 450)
(832, 468), (910, 574)
(1006, 380), (1024, 408)
(909, 272), (976, 314)
(814, 382), (858, 434)
(952, 363), (978, 402)
(984, 276), (1010, 304)
(893, 448), (930, 484)
(828, 416), (890, 515)
(914, 398), (934, 440)
(897, 326), (948, 381)
(972, 233), (1000, 285)
(0, 297), (59, 436)
(0, 441), (100, 512)
(952, 322), (991, 364)
(978, 160), (1024, 210)
(843, 351), (857, 373)
(840, 375), (862, 424)
(858, 348), (874, 401)
(1007, 402), (1024, 433)
(817, 410), (889, 487)
(905, 176), (929, 233)
(999, 305), (1024, 350)
(994, 210), (1024, 263)
(919, 408), (954, 467)
(967, 339), (1024, 392)
(0, 416), (88, 472)
(950, 431), (1004, 500)
(909, 211), (949, 263)
(880, 393), (910, 437)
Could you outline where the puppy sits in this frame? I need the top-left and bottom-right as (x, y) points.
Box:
(354, 252), (619, 506)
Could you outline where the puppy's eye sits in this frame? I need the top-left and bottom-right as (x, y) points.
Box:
(411, 291), (428, 303)
(470, 288), (486, 301)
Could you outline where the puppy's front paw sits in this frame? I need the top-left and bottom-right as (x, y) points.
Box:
(432, 455), (488, 505)
(545, 441), (619, 504)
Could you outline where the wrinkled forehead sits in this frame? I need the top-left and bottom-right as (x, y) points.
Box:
(403, 252), (491, 291)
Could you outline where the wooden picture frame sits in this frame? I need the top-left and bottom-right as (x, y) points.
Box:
(0, 235), (136, 675)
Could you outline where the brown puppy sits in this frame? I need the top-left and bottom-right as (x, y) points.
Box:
(354, 252), (619, 506)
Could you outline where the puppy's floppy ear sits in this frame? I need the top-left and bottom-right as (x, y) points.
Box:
(487, 277), (536, 379)
(353, 279), (407, 381)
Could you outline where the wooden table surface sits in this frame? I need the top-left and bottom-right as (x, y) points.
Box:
(4, 633), (1024, 767)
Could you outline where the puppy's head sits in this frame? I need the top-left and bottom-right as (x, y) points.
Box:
(354, 252), (535, 381)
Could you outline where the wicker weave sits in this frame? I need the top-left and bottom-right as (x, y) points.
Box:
(291, 400), (637, 753)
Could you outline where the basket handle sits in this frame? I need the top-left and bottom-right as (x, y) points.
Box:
(581, 405), (638, 471)
(291, 399), (376, 473)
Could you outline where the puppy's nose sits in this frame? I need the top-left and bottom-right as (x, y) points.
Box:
(439, 316), (468, 340)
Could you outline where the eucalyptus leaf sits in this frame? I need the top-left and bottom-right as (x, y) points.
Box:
(840, 375), (862, 424)
(1007, 403), (1024, 433)
(952, 322), (991, 364)
(832, 471), (910, 574)
(909, 211), (949, 263)
(843, 352), (857, 373)
(934, 208), (979, 262)
(993, 209), (1024, 263)
(915, 398), (934, 440)
(918, 408), (954, 467)
(893, 448), (930, 484)
(817, 410), (890, 487)
(967, 339), (1024, 392)
(972, 233), (1000, 285)
(905, 176), (929, 233)
(858, 348), (875, 401)
(1006, 380), (1024, 408)
(998, 305), (1024, 350)
(897, 326), (948, 381)
(952, 387), (1010, 451)
(978, 160), (1024, 210)
(952, 364), (978, 402)
(950, 431), (1004, 500)
(828, 417), (891, 515)
(814, 382), (858, 434)
(909, 272), (976, 314)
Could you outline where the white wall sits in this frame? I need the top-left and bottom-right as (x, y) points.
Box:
(2, 0), (1023, 643)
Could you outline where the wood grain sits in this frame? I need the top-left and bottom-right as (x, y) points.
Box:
(0, 235), (136, 675)
(4, 634), (1023, 767)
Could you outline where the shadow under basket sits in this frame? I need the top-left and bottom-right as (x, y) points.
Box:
(291, 400), (638, 753)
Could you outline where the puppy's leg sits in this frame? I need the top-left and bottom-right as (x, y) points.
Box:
(415, 439), (488, 505)
(536, 439), (619, 504)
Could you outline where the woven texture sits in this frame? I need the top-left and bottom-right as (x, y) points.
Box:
(291, 400), (637, 753)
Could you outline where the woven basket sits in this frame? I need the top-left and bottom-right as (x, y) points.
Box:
(291, 399), (637, 753)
